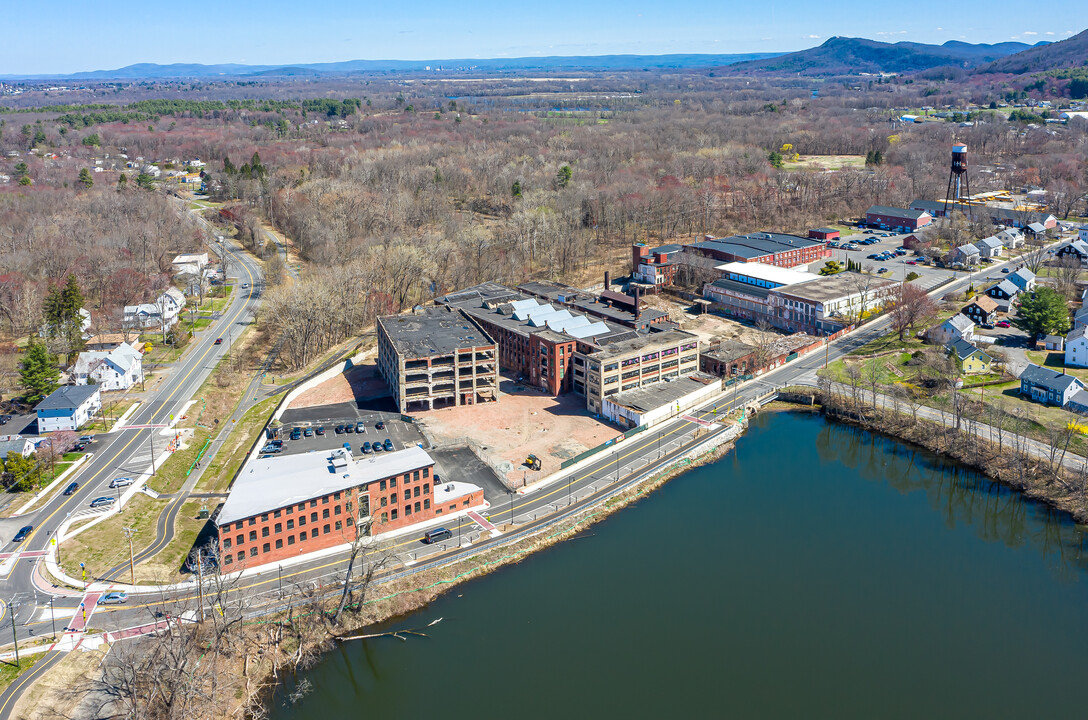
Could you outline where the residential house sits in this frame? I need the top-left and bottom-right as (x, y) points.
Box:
(976, 236), (1004, 259)
(946, 339), (993, 375)
(1057, 240), (1088, 265)
(71, 342), (144, 391)
(1065, 326), (1088, 368)
(0, 437), (34, 461)
(1074, 306), (1088, 331)
(928, 314), (975, 345)
(952, 243), (980, 266)
(995, 228), (1024, 248)
(171, 253), (209, 277)
(1026, 222), (1049, 238)
(35, 385), (102, 432)
(1019, 364), (1085, 407)
(123, 287), (185, 331)
(1080, 224), (1088, 244)
(986, 279), (1020, 306)
(84, 333), (128, 351)
(961, 296), (999, 326)
(1007, 268), (1036, 293)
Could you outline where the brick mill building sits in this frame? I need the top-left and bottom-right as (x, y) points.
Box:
(377, 306), (499, 413)
(684, 232), (831, 268)
(864, 205), (933, 232)
(216, 446), (485, 569)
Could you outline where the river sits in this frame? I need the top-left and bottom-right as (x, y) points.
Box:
(270, 410), (1088, 718)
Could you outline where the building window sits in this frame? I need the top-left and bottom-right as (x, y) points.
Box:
(248, 518), (256, 526)
(235, 521), (243, 531)
(275, 539), (283, 549)
(249, 531), (257, 542)
(406, 504), (413, 516)
(414, 486), (420, 498)
(333, 492), (340, 500)
(414, 502), (421, 513)
(311, 512), (318, 523)
(310, 500), (317, 508)
(381, 512), (388, 523)
(299, 530), (307, 541)
(423, 483), (430, 494)
(321, 524), (329, 534)
(260, 514), (269, 522)
(391, 509), (398, 520)
(273, 510), (281, 518)
(322, 496), (329, 504)
(347, 517), (354, 526)
(424, 499), (430, 510)
(287, 535), (295, 545)
(298, 516), (306, 526)
(463, 499), (470, 506)
(237, 551), (245, 562)
(263, 543), (270, 553)
(323, 508), (330, 519)
(381, 496), (388, 507)
(250, 547), (258, 558)
(286, 506), (293, 515)
(287, 519), (294, 530)
(224, 555), (233, 566)
(236, 534), (243, 545)
(404, 490), (411, 502)
(334, 505), (341, 515)
(262, 527), (269, 537)
(380, 480), (386, 491)
(298, 503), (306, 511)
(223, 538), (232, 549)
(274, 523), (282, 533)
(335, 520), (342, 530)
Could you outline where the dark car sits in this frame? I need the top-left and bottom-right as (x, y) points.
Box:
(344, 424), (355, 434)
(214, 337), (223, 345)
(376, 420), (385, 430)
(12, 526), (32, 543)
(315, 426), (325, 436)
(355, 421), (366, 433)
(289, 429), (301, 440)
(335, 425), (345, 434)
(268, 439), (283, 448)
(362, 441), (372, 454)
(383, 439), (394, 451)
(303, 427), (314, 438)
(63, 482), (79, 496)
(371, 442), (383, 453)
(72, 443), (86, 452)
(423, 528), (452, 544)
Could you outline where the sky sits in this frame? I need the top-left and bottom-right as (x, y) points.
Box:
(3, 1), (1086, 75)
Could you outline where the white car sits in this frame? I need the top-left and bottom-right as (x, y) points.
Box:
(109, 477), (133, 489)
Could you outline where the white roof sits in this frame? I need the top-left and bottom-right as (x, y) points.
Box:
(945, 314), (975, 332)
(218, 445), (436, 526)
(567, 321), (611, 339)
(977, 236), (1003, 249)
(1068, 326), (1088, 342)
(956, 243), (979, 254)
(716, 262), (818, 287)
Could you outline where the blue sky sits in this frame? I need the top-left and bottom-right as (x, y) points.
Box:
(3, 1), (1086, 75)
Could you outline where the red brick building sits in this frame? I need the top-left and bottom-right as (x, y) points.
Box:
(864, 205), (933, 232)
(808, 228), (840, 241)
(216, 446), (485, 569)
(685, 233), (831, 268)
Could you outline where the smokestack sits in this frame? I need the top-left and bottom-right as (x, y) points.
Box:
(604, 271), (611, 290)
(633, 286), (640, 321)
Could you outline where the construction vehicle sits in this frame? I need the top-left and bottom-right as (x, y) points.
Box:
(525, 454), (541, 471)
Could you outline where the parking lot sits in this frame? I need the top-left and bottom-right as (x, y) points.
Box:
(274, 401), (427, 458)
(828, 229), (953, 289)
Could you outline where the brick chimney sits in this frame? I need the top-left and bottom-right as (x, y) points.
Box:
(604, 270), (611, 291)
(633, 286), (640, 321)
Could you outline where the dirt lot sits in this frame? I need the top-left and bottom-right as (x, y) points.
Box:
(290, 354), (387, 409)
(415, 377), (617, 485)
(641, 294), (774, 346)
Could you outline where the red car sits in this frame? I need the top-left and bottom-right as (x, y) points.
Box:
(906, 261), (917, 265)
(996, 321), (1011, 328)
(214, 337), (223, 345)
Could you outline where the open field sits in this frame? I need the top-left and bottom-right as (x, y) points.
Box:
(416, 376), (617, 484)
(782, 154), (866, 170)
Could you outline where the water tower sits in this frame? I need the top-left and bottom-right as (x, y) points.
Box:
(944, 143), (971, 215)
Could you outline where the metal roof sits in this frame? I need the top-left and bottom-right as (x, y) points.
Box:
(866, 205), (930, 220)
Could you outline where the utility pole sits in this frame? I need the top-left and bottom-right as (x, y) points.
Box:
(8, 600), (19, 666)
(196, 549), (206, 622)
(49, 596), (56, 641)
(123, 528), (136, 585)
(149, 428), (157, 475)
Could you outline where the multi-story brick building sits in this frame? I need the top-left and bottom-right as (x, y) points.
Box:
(632, 243), (685, 285)
(377, 306), (498, 413)
(865, 205), (933, 232)
(216, 446), (485, 569)
(684, 232), (831, 268)
(573, 329), (701, 415)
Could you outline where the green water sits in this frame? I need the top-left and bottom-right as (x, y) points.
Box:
(270, 411), (1088, 719)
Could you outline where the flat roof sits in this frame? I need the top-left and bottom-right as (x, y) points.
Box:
(707, 277), (773, 301)
(867, 205), (930, 220)
(704, 339), (756, 363)
(585, 329), (699, 360)
(608, 372), (719, 414)
(774, 274), (894, 304)
(692, 232), (823, 259)
(219, 446), (436, 526)
(715, 261), (818, 287)
(378, 306), (495, 358)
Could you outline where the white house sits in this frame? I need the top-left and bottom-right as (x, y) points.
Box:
(1079, 224), (1088, 244)
(172, 253), (209, 277)
(976, 236), (1004, 258)
(995, 228), (1024, 248)
(1066, 326), (1088, 368)
(123, 287), (185, 331)
(952, 243), (980, 266)
(928, 314), (975, 345)
(0, 437), (34, 461)
(71, 342), (144, 391)
(35, 385), (102, 432)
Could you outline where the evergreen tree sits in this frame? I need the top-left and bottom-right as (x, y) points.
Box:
(223, 156), (236, 175)
(768, 151), (784, 169)
(511, 180), (522, 198)
(556, 164), (572, 188)
(117, 172), (128, 189)
(78, 167), (94, 188)
(20, 339), (59, 403)
(1016, 287), (1071, 338)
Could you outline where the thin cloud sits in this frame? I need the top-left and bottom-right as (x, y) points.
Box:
(1022, 31), (1038, 36)
(807, 34), (820, 39)
(1045, 31), (1055, 35)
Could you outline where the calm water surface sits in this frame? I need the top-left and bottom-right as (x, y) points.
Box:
(271, 411), (1088, 719)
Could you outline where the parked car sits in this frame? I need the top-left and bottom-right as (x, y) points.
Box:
(315, 426), (325, 436)
(13, 526), (32, 543)
(214, 338), (223, 345)
(362, 441), (372, 454)
(79, 435), (95, 443)
(376, 420), (385, 430)
(980, 322), (995, 329)
(72, 443), (86, 452)
(355, 421), (366, 433)
(996, 320), (1012, 328)
(90, 497), (116, 509)
(906, 261), (917, 265)
(260, 444), (282, 454)
(290, 429), (301, 440)
(100, 592), (128, 605)
(109, 477), (133, 489)
(335, 425), (345, 434)
(303, 427), (314, 438)
(383, 439), (394, 451)
(344, 424), (355, 434)
(1001, 267), (1010, 273)
(63, 482), (79, 496)
(423, 528), (452, 544)
(878, 267), (889, 274)
(372, 443), (383, 453)
(242, 283), (249, 288)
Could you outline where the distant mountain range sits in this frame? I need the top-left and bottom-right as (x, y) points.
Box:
(727, 37), (1044, 75)
(978, 28), (1088, 74)
(0, 54), (782, 80)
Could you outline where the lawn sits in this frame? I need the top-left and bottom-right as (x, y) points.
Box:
(782, 154), (866, 171)
(58, 494), (163, 583)
(822, 351), (918, 385)
(1025, 349), (1088, 382)
(197, 395), (279, 495)
(80, 398), (138, 433)
(0, 655), (41, 693)
(135, 500), (215, 581)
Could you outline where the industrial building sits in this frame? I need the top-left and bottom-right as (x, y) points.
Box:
(216, 446), (485, 569)
(518, 277), (670, 332)
(377, 306), (499, 413)
(602, 372), (721, 429)
(632, 243), (685, 285)
(770, 274), (896, 335)
(864, 205), (933, 232)
(684, 232), (831, 268)
(573, 329), (701, 415)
